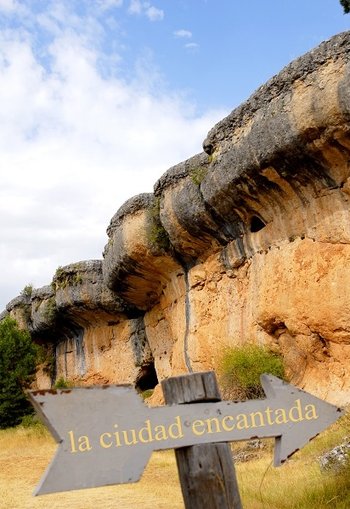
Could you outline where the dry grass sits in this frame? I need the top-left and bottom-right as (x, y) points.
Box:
(1, 411), (350, 509)
(0, 425), (184, 509)
(235, 410), (350, 509)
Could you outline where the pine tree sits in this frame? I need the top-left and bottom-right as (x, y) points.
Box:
(0, 316), (40, 428)
(340, 0), (350, 13)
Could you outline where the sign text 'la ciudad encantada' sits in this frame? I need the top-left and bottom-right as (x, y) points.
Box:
(29, 374), (343, 496)
(67, 397), (318, 454)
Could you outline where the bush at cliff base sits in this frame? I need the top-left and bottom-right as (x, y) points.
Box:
(0, 316), (40, 429)
(219, 344), (285, 401)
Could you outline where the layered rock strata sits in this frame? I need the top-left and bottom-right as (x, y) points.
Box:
(3, 32), (350, 405)
(5, 261), (155, 391)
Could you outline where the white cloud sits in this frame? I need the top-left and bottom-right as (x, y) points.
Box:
(145, 5), (163, 21)
(128, 0), (164, 21)
(0, 0), (18, 12)
(185, 42), (200, 51)
(128, 0), (142, 15)
(97, 0), (123, 10)
(0, 2), (225, 310)
(174, 29), (192, 39)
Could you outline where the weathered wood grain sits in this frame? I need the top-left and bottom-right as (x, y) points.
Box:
(162, 371), (243, 509)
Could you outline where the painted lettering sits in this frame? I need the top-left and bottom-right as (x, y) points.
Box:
(265, 406), (274, 425)
(192, 419), (206, 436)
(99, 432), (112, 449)
(236, 413), (249, 430)
(289, 399), (303, 423)
(139, 420), (154, 444)
(274, 408), (288, 425)
(78, 435), (92, 452)
(205, 417), (221, 434)
(68, 430), (77, 453)
(154, 424), (167, 441)
(113, 425), (122, 447)
(250, 411), (265, 428)
(168, 416), (184, 439)
(304, 404), (318, 420)
(68, 431), (92, 453)
(221, 415), (235, 432)
(122, 429), (138, 446)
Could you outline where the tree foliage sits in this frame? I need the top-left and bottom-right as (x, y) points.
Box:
(0, 316), (40, 428)
(340, 0), (350, 13)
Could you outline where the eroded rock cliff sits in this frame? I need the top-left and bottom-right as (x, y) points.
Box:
(3, 32), (350, 405)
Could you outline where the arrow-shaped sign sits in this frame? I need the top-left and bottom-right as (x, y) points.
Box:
(29, 375), (344, 495)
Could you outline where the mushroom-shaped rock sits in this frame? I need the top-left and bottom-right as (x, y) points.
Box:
(52, 260), (130, 321)
(201, 31), (350, 251)
(154, 153), (231, 265)
(103, 194), (181, 310)
(31, 285), (57, 334)
(6, 294), (32, 330)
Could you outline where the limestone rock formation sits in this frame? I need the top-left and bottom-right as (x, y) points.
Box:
(3, 31), (350, 405)
(5, 261), (155, 391)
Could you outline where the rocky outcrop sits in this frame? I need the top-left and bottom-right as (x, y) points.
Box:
(3, 31), (350, 405)
(103, 194), (181, 310)
(5, 261), (155, 391)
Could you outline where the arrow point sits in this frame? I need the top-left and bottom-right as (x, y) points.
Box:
(272, 390), (344, 465)
(259, 375), (345, 466)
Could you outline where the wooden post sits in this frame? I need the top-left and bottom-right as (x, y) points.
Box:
(162, 371), (243, 509)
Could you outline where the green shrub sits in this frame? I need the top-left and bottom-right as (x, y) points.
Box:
(0, 316), (41, 428)
(20, 413), (43, 429)
(20, 284), (33, 298)
(52, 266), (83, 291)
(54, 377), (72, 389)
(190, 166), (207, 186)
(219, 344), (285, 400)
(147, 197), (170, 251)
(141, 389), (154, 400)
(43, 297), (57, 323)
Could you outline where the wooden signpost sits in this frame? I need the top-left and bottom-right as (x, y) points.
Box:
(29, 372), (344, 507)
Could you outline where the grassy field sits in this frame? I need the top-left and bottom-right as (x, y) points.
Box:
(1, 412), (350, 509)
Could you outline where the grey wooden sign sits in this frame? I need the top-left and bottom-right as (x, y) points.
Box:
(29, 374), (343, 496)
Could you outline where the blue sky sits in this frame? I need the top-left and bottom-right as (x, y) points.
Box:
(118, 0), (349, 112)
(0, 0), (349, 310)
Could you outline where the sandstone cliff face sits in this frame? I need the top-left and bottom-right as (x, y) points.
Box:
(5, 261), (155, 391)
(3, 32), (350, 405)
